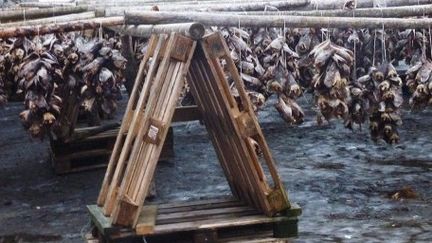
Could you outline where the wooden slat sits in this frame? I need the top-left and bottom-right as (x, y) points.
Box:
(155, 197), (237, 210)
(152, 215), (297, 235)
(155, 208), (259, 226)
(157, 205), (254, 222)
(156, 200), (244, 214)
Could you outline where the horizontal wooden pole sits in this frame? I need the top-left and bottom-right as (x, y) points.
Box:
(0, 12), (96, 28)
(125, 11), (432, 29)
(0, 6), (89, 22)
(82, 0), (302, 8)
(100, 1), (308, 15)
(109, 22), (205, 40)
(19, 2), (77, 8)
(81, 0), (432, 11)
(234, 4), (432, 18)
(294, 0), (432, 11)
(0, 16), (124, 38)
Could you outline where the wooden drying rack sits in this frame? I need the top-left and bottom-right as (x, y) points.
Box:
(88, 31), (300, 242)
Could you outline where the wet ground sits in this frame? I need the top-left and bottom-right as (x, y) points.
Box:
(0, 97), (431, 242)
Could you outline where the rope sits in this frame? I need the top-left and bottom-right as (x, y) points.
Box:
(372, 29), (377, 66)
(327, 17), (331, 40)
(99, 21), (103, 40)
(422, 28), (427, 60)
(53, 7), (57, 24)
(80, 220), (92, 240)
(353, 39), (357, 81)
(352, 3), (356, 81)
(379, 7), (386, 63)
(237, 15), (242, 74)
(382, 23), (386, 63)
(429, 26), (432, 59)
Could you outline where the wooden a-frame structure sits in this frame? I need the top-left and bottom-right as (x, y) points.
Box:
(95, 31), (291, 229)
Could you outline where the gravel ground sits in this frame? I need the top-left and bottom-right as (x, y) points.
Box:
(0, 97), (431, 242)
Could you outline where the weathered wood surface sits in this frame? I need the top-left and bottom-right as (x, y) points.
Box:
(235, 4), (432, 18)
(0, 6), (89, 22)
(110, 22), (205, 40)
(0, 16), (124, 38)
(97, 35), (161, 208)
(19, 2), (77, 8)
(186, 32), (290, 217)
(100, 1), (307, 15)
(295, 0), (432, 11)
(126, 11), (432, 29)
(0, 11), (96, 28)
(97, 33), (197, 228)
(87, 198), (301, 238)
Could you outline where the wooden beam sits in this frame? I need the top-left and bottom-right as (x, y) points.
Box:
(0, 6), (89, 22)
(234, 4), (432, 18)
(0, 12), (96, 28)
(99, 1), (308, 15)
(294, 0), (432, 11)
(125, 11), (432, 29)
(0, 16), (124, 38)
(19, 2), (77, 8)
(110, 22), (205, 40)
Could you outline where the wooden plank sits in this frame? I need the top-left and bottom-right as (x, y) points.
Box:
(155, 197), (237, 210)
(156, 208), (259, 226)
(156, 206), (255, 222)
(152, 215), (298, 235)
(156, 201), (244, 214)
(135, 205), (158, 235)
(87, 205), (115, 236)
(220, 233), (289, 243)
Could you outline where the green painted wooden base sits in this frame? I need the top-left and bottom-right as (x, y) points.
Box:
(87, 197), (301, 243)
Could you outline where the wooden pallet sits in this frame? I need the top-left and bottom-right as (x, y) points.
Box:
(186, 32), (290, 216)
(97, 33), (197, 227)
(49, 106), (201, 174)
(87, 197), (301, 243)
(49, 127), (174, 174)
